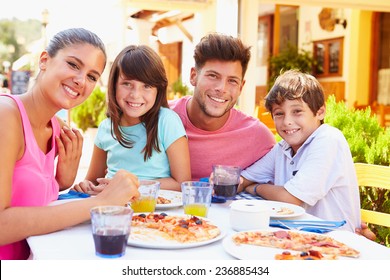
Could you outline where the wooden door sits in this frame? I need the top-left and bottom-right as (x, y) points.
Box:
(158, 41), (182, 92)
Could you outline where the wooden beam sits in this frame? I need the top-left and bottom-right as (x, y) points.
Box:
(126, 0), (211, 12)
(175, 19), (193, 42)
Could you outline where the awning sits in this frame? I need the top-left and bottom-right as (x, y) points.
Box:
(11, 53), (32, 71)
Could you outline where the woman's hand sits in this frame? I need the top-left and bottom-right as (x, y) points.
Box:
(96, 170), (140, 205)
(56, 126), (83, 189)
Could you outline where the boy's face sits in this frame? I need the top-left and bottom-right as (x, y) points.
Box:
(271, 99), (325, 154)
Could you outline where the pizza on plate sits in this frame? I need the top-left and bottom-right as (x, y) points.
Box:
(131, 213), (221, 243)
(157, 196), (171, 204)
(232, 230), (359, 259)
(275, 207), (294, 215)
(275, 250), (337, 260)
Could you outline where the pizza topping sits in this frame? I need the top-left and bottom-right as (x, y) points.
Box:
(310, 241), (340, 248)
(275, 250), (334, 260)
(157, 196), (172, 204)
(308, 250), (323, 258)
(130, 213), (221, 243)
(274, 230), (291, 239)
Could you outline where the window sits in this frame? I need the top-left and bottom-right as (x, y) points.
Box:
(313, 37), (343, 77)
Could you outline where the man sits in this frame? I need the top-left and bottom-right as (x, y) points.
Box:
(170, 33), (275, 181)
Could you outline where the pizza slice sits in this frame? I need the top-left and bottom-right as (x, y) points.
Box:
(157, 196), (172, 204)
(275, 250), (338, 260)
(131, 213), (221, 243)
(232, 230), (359, 258)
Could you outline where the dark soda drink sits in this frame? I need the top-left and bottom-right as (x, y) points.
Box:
(93, 229), (128, 258)
(213, 184), (238, 199)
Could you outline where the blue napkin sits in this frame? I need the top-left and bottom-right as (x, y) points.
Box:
(58, 190), (90, 200)
(269, 219), (346, 233)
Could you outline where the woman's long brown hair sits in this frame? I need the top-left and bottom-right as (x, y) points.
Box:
(106, 45), (168, 161)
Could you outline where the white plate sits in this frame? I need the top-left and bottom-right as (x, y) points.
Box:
(127, 215), (225, 249)
(156, 190), (182, 209)
(222, 229), (361, 260)
(251, 200), (305, 218)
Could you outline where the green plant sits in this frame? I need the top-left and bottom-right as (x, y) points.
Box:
(268, 44), (316, 90)
(325, 96), (390, 165)
(71, 86), (106, 132)
(325, 96), (390, 246)
(169, 76), (192, 98)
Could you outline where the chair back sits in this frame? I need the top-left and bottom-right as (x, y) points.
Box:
(254, 104), (276, 134)
(354, 162), (390, 227)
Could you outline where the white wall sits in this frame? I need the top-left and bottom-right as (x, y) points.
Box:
(298, 6), (351, 82)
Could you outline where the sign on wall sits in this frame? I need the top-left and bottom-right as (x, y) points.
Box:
(11, 71), (30, 95)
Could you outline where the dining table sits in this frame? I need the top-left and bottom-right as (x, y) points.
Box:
(27, 191), (390, 260)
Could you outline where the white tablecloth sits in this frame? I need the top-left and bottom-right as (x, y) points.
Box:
(27, 198), (390, 260)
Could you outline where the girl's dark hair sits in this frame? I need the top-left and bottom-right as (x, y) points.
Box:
(193, 32), (251, 78)
(265, 69), (325, 124)
(46, 28), (107, 66)
(106, 45), (168, 161)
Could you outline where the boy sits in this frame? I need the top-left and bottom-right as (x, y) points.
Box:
(240, 70), (361, 232)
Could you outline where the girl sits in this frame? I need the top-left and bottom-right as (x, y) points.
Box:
(0, 28), (140, 260)
(74, 45), (190, 193)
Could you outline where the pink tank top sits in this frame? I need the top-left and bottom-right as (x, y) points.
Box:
(0, 94), (60, 260)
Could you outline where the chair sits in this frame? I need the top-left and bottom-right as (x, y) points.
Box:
(353, 101), (372, 112)
(354, 162), (390, 227)
(376, 103), (390, 127)
(353, 101), (390, 127)
(254, 104), (276, 134)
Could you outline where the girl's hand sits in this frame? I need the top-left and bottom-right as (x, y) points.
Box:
(72, 179), (106, 195)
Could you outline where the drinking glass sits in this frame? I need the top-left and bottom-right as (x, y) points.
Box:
(90, 206), (133, 258)
(212, 165), (241, 199)
(181, 181), (213, 217)
(131, 180), (160, 213)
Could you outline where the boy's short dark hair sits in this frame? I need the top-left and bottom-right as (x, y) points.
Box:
(265, 69), (325, 123)
(193, 33), (251, 79)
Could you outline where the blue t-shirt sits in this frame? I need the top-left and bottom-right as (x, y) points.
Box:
(95, 107), (186, 180)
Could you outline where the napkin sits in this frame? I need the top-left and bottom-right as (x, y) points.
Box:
(58, 190), (90, 200)
(269, 219), (346, 233)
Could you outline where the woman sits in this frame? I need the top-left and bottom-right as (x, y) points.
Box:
(0, 28), (139, 260)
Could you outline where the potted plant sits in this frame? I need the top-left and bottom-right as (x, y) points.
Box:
(168, 76), (192, 100)
(268, 44), (317, 90)
(70, 86), (107, 132)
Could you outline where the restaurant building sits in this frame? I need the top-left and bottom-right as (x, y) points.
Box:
(119, 0), (390, 127)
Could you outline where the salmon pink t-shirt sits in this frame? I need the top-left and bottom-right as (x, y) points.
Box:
(0, 95), (60, 260)
(170, 96), (276, 180)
